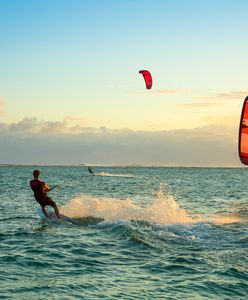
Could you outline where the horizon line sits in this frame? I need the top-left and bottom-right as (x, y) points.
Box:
(0, 163), (244, 168)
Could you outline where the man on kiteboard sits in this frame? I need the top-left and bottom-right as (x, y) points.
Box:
(88, 167), (95, 175)
(30, 170), (61, 219)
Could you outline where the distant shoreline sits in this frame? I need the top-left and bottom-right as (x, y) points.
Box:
(0, 164), (244, 168)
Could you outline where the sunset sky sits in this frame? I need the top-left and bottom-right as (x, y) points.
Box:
(0, 0), (248, 166)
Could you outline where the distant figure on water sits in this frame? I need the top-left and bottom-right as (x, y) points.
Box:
(30, 170), (61, 219)
(88, 167), (95, 176)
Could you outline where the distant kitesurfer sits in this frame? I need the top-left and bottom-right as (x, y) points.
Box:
(88, 167), (95, 176)
(30, 170), (61, 219)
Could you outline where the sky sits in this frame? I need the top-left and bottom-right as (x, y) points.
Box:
(0, 0), (248, 166)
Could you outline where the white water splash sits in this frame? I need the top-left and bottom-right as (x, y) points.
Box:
(95, 172), (134, 178)
(60, 184), (197, 225)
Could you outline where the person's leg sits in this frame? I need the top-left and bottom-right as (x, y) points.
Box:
(41, 205), (49, 218)
(53, 203), (61, 219)
(46, 197), (61, 219)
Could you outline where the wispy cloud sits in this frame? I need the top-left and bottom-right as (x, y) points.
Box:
(172, 90), (246, 110)
(194, 90), (248, 101)
(133, 89), (191, 95)
(215, 91), (248, 100)
(135, 89), (247, 107)
(176, 102), (221, 109)
(148, 89), (190, 95)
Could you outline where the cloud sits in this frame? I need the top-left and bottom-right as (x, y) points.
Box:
(194, 90), (248, 102)
(215, 91), (248, 100)
(135, 89), (191, 95)
(7, 116), (94, 134)
(148, 89), (190, 95)
(176, 102), (221, 109)
(134, 89), (247, 109)
(9, 117), (43, 132)
(172, 90), (247, 110)
(0, 116), (240, 166)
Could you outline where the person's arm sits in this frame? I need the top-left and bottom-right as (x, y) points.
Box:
(44, 184), (61, 192)
(43, 183), (51, 192)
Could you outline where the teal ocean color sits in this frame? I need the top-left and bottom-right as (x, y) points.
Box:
(0, 166), (247, 299)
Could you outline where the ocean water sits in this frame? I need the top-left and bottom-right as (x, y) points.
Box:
(0, 166), (247, 299)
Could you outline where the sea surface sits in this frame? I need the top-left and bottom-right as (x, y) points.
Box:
(0, 166), (248, 299)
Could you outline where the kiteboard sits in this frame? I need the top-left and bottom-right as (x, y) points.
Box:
(37, 207), (73, 223)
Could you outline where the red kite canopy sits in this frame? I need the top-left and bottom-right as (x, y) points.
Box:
(139, 70), (152, 89)
(239, 96), (248, 165)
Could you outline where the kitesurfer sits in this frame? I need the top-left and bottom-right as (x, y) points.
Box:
(30, 170), (61, 219)
(88, 167), (95, 175)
